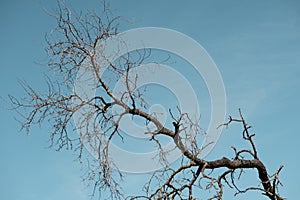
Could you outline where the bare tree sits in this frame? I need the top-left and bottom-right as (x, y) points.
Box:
(10, 2), (284, 200)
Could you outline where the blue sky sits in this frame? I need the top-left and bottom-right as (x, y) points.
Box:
(0, 0), (299, 199)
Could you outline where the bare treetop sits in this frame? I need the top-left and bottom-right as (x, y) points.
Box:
(10, 1), (284, 199)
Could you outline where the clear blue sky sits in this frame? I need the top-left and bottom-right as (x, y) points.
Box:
(0, 0), (299, 199)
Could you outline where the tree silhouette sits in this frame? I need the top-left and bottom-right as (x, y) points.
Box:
(10, 2), (284, 200)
